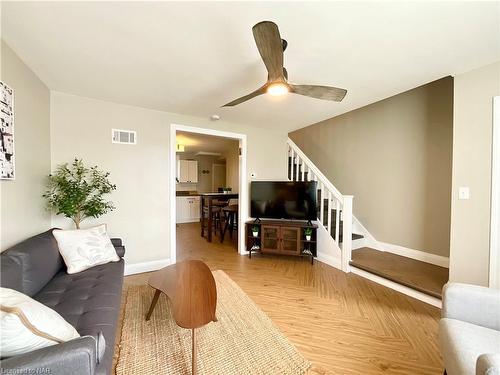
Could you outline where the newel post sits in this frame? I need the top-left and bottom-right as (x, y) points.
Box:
(341, 195), (353, 273)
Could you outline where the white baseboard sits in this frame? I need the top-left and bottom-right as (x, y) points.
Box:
(316, 253), (342, 270)
(370, 241), (449, 268)
(124, 258), (171, 276)
(351, 215), (449, 268)
(351, 266), (442, 308)
(177, 219), (200, 224)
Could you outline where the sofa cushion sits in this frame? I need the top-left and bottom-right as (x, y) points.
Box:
(0, 230), (63, 297)
(0, 287), (80, 358)
(0, 256), (23, 294)
(111, 239), (125, 258)
(34, 260), (124, 375)
(440, 318), (500, 375)
(52, 225), (120, 274)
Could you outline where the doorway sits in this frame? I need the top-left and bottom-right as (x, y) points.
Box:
(490, 96), (500, 289)
(169, 124), (248, 264)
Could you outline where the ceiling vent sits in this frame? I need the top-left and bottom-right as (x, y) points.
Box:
(112, 129), (136, 145)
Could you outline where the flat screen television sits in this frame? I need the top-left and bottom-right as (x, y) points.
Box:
(250, 181), (317, 221)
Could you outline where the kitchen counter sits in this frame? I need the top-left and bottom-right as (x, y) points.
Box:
(176, 191), (200, 196)
(176, 191), (237, 197)
(199, 192), (236, 196)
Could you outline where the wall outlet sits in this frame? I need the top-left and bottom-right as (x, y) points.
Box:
(459, 186), (470, 200)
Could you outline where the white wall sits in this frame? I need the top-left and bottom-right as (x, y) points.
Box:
(449, 62), (500, 286)
(0, 41), (51, 250)
(50, 91), (288, 266)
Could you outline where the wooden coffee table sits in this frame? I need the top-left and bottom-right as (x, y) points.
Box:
(146, 260), (217, 374)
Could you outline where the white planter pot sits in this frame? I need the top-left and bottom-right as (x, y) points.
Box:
(305, 235), (311, 241)
(252, 232), (259, 238)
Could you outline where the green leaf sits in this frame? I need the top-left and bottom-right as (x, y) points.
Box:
(43, 159), (116, 228)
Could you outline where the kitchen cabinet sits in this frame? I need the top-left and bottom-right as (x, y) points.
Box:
(178, 160), (198, 183)
(176, 196), (200, 223)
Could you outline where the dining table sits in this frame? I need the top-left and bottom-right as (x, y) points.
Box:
(200, 193), (238, 242)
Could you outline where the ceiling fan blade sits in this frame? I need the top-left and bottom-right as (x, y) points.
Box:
(252, 21), (284, 81)
(222, 85), (267, 107)
(289, 84), (347, 102)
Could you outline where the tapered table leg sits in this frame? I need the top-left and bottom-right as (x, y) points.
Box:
(145, 290), (161, 321)
(192, 328), (196, 375)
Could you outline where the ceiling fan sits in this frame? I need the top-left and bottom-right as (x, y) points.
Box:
(222, 21), (347, 107)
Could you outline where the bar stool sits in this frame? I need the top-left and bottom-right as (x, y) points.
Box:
(221, 200), (238, 244)
(202, 205), (221, 234)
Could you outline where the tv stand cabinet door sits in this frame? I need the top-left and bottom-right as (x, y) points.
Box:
(280, 227), (301, 255)
(261, 225), (280, 254)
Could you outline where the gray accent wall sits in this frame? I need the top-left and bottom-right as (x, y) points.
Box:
(289, 77), (453, 257)
(0, 41), (51, 251)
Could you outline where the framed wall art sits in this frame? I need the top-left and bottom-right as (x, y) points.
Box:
(1, 81), (14, 180)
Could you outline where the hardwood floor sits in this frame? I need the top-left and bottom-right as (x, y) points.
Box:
(118, 223), (443, 375)
(350, 248), (449, 299)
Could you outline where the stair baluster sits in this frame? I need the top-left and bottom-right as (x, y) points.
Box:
(287, 147), (292, 180)
(295, 155), (300, 182)
(341, 196), (353, 272)
(327, 191), (332, 234)
(335, 202), (340, 244)
(319, 182), (325, 225)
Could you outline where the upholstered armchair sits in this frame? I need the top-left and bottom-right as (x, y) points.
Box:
(440, 282), (500, 375)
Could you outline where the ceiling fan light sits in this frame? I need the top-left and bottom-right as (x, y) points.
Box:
(267, 83), (289, 96)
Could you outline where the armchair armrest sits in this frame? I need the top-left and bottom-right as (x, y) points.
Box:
(111, 238), (125, 258)
(442, 283), (500, 330)
(0, 336), (98, 375)
(476, 353), (500, 375)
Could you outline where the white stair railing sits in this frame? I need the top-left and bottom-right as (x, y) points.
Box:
(287, 138), (353, 272)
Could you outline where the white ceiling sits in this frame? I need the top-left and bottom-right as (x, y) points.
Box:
(176, 131), (239, 154)
(2, 1), (499, 131)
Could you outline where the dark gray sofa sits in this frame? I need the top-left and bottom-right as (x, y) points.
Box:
(0, 229), (125, 375)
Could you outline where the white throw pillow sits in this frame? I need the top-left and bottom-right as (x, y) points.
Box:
(0, 287), (80, 357)
(53, 224), (120, 274)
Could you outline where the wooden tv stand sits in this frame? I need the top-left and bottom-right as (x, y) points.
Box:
(245, 219), (318, 264)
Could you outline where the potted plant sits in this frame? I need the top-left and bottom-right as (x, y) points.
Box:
(43, 159), (117, 229)
(304, 227), (313, 241)
(251, 225), (260, 237)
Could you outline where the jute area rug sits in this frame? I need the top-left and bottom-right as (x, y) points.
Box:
(116, 270), (311, 375)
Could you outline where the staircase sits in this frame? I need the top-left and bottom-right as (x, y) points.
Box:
(287, 138), (358, 272)
(289, 161), (363, 243)
(287, 138), (447, 306)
